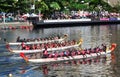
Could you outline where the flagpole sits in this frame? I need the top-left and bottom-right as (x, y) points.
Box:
(3, 13), (5, 24)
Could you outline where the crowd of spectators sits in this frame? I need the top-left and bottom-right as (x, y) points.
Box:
(0, 10), (120, 23)
(49, 11), (120, 20)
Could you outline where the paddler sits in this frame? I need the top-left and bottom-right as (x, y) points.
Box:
(31, 44), (36, 50)
(54, 51), (59, 60)
(71, 50), (76, 57)
(101, 44), (107, 52)
(21, 42), (26, 50)
(16, 36), (20, 42)
(76, 50), (81, 55)
(86, 49), (90, 54)
(81, 49), (86, 57)
(95, 47), (100, 53)
(60, 51), (64, 57)
(36, 44), (40, 49)
(43, 47), (49, 58)
(25, 45), (30, 50)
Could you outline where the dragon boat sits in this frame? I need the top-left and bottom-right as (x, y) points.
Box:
(7, 39), (83, 54)
(6, 34), (68, 45)
(20, 43), (117, 64)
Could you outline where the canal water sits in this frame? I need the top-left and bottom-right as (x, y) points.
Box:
(0, 24), (120, 77)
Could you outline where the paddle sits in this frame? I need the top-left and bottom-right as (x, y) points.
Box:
(78, 38), (83, 47)
(20, 52), (28, 62)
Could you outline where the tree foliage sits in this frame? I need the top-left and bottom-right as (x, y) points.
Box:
(0, 0), (119, 14)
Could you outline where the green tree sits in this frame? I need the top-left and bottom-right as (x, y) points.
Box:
(35, 1), (49, 12)
(0, 0), (30, 14)
(0, 0), (17, 12)
(0, 0), (118, 16)
(50, 2), (61, 11)
(88, 0), (112, 11)
(15, 0), (31, 13)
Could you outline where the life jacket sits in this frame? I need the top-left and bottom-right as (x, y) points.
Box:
(43, 50), (48, 55)
(96, 48), (100, 53)
(25, 46), (30, 50)
(82, 50), (85, 55)
(91, 49), (95, 53)
(32, 46), (36, 50)
(52, 53), (55, 57)
(87, 50), (90, 54)
(54, 52), (58, 58)
(60, 51), (64, 57)
(37, 45), (40, 49)
(48, 54), (52, 58)
(21, 42), (25, 47)
(100, 49), (103, 52)
(77, 51), (81, 55)
(71, 51), (76, 56)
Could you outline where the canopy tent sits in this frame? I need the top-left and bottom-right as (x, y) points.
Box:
(22, 13), (38, 17)
(22, 13), (30, 17)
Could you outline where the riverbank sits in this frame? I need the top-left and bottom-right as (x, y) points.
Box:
(0, 22), (33, 27)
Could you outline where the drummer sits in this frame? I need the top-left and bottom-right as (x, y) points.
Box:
(16, 36), (20, 42)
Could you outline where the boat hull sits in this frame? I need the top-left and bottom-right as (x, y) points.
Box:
(20, 43), (117, 64)
(33, 19), (120, 29)
(7, 37), (65, 45)
(10, 44), (80, 54)
(28, 50), (111, 64)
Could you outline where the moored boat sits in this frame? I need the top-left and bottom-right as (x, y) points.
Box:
(6, 34), (68, 45)
(7, 39), (83, 54)
(20, 43), (117, 64)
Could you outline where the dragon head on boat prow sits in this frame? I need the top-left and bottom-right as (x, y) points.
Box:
(110, 43), (117, 52)
(78, 38), (83, 46)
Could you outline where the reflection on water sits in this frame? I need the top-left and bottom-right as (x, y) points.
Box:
(0, 24), (119, 77)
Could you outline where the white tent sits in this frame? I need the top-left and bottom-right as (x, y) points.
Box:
(30, 13), (38, 17)
(22, 13), (30, 17)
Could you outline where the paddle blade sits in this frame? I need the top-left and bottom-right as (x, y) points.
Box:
(20, 52), (28, 62)
(20, 52), (24, 57)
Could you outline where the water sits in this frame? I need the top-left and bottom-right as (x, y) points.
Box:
(0, 24), (120, 77)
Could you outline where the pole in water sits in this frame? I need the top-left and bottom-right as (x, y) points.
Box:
(3, 13), (5, 24)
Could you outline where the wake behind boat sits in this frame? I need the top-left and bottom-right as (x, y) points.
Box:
(5, 34), (68, 45)
(20, 43), (117, 64)
(6, 39), (83, 54)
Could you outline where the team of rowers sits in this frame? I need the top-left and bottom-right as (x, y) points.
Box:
(27, 43), (107, 59)
(20, 40), (77, 50)
(16, 35), (66, 42)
